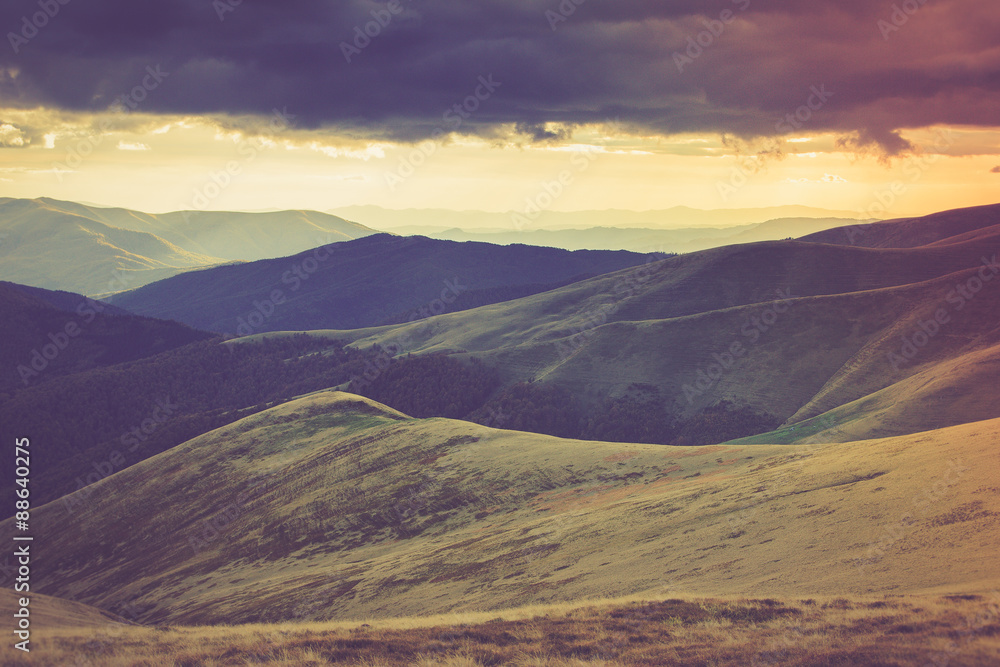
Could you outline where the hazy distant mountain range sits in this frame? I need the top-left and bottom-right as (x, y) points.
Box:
(0, 198), (377, 296)
(331, 204), (871, 232)
(424, 217), (860, 253)
(0, 198), (873, 298)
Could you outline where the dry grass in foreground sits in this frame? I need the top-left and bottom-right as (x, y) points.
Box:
(5, 593), (1000, 666)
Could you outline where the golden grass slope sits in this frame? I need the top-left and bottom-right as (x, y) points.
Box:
(0, 588), (132, 629)
(10, 390), (999, 626)
(6, 593), (1000, 666)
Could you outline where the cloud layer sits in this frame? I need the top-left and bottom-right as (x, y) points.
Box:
(2, 0), (999, 153)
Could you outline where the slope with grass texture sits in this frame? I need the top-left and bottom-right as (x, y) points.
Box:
(271, 229), (1000, 440)
(13, 390), (999, 626)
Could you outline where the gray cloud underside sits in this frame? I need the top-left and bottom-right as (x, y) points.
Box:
(1, 0), (998, 153)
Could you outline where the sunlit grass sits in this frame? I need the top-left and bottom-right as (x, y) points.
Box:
(6, 592), (999, 666)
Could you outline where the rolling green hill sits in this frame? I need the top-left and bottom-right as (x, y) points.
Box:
(15, 390), (999, 626)
(258, 208), (999, 444)
(800, 203), (1000, 248)
(0, 198), (378, 296)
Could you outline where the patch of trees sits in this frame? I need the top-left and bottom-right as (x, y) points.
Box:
(1, 335), (383, 504)
(671, 400), (782, 446)
(355, 355), (780, 447)
(349, 354), (501, 419)
(467, 381), (582, 438)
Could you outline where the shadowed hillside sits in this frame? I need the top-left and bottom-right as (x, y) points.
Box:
(0, 281), (213, 392)
(265, 207), (999, 444)
(109, 235), (660, 334)
(801, 203), (1000, 248)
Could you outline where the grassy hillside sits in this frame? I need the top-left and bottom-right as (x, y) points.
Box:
(0, 198), (378, 296)
(0, 589), (132, 630)
(14, 390), (999, 627)
(6, 593), (998, 665)
(109, 235), (660, 334)
(801, 203), (1000, 248)
(0, 198), (224, 295)
(259, 219), (1000, 443)
(37, 198), (377, 261)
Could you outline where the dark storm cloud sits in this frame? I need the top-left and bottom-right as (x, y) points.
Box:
(1, 0), (998, 152)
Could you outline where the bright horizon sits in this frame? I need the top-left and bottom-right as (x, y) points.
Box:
(2, 2), (999, 220)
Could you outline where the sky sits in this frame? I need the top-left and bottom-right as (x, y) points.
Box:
(0, 0), (998, 219)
